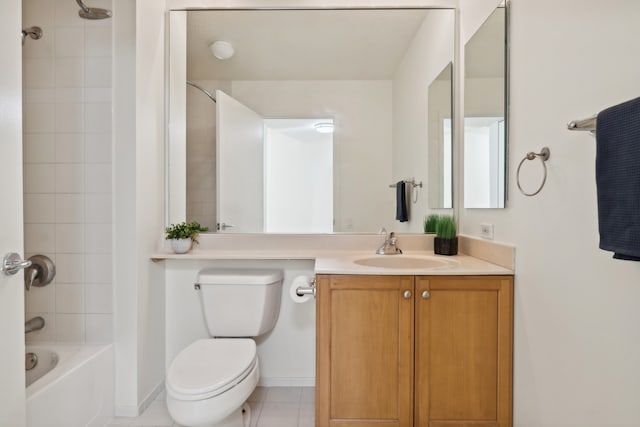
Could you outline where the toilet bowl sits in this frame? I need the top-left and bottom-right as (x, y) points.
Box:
(167, 339), (259, 427)
(165, 268), (283, 427)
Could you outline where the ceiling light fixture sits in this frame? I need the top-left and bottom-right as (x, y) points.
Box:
(314, 122), (334, 134)
(209, 41), (235, 60)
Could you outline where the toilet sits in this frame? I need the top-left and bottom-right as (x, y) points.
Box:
(166, 268), (284, 427)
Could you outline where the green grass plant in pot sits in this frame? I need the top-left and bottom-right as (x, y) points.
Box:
(434, 215), (458, 255)
(165, 221), (209, 254)
(423, 214), (439, 234)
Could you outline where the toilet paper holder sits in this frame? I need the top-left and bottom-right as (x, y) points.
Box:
(296, 278), (316, 298)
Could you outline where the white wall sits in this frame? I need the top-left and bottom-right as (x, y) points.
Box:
(22, 0), (114, 344)
(460, 0), (640, 425)
(232, 80), (393, 232)
(113, 0), (166, 416)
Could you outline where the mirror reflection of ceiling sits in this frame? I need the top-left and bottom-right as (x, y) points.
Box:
(187, 9), (430, 81)
(465, 8), (505, 78)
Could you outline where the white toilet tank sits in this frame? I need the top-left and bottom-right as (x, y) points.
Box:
(197, 268), (284, 337)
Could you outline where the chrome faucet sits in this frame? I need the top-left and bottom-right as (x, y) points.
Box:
(25, 316), (45, 334)
(376, 231), (402, 255)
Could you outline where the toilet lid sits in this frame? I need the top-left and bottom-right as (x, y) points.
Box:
(167, 339), (257, 400)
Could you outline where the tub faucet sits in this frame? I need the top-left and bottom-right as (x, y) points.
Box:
(25, 316), (45, 334)
(376, 231), (402, 255)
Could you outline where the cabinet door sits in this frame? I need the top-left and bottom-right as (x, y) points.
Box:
(316, 275), (414, 427)
(415, 276), (513, 427)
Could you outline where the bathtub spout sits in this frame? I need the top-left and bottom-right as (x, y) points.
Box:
(25, 316), (45, 334)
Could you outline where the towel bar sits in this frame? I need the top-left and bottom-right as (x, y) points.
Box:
(567, 115), (596, 132)
(388, 179), (422, 189)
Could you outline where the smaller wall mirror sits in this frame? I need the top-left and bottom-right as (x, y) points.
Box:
(427, 62), (453, 209)
(464, 4), (507, 209)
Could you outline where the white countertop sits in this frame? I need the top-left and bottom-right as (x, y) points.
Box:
(314, 251), (513, 275)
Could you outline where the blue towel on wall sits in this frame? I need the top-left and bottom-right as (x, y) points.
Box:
(596, 96), (640, 260)
(396, 181), (408, 222)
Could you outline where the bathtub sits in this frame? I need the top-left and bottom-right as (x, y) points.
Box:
(26, 343), (114, 427)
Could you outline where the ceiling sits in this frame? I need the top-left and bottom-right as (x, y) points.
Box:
(186, 9), (435, 81)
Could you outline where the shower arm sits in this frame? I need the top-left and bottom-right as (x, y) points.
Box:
(76, 0), (90, 13)
(186, 81), (217, 104)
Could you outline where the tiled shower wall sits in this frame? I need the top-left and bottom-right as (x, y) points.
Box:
(22, 0), (113, 343)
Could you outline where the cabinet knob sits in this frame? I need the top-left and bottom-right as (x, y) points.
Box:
(421, 290), (430, 299)
(403, 290), (412, 299)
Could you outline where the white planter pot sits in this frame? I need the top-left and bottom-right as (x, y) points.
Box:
(170, 238), (192, 254)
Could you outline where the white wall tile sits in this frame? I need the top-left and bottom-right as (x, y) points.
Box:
(25, 284), (56, 313)
(84, 254), (112, 284)
(85, 193), (111, 223)
(55, 87), (83, 103)
(55, 27), (84, 57)
(85, 133), (111, 163)
(85, 27), (111, 57)
(23, 88), (56, 104)
(85, 314), (113, 343)
(55, 253), (85, 283)
(85, 57), (112, 87)
(55, 163), (85, 193)
(23, 102), (55, 133)
(85, 102), (112, 133)
(85, 88), (112, 103)
(23, 58), (55, 89)
(55, 133), (84, 163)
(24, 194), (55, 223)
(54, 102), (84, 132)
(55, 58), (85, 88)
(55, 313), (85, 342)
(24, 224), (56, 253)
(55, 223), (84, 253)
(23, 0), (55, 28)
(85, 284), (112, 313)
(23, 164), (55, 193)
(24, 133), (55, 164)
(56, 283), (84, 313)
(85, 224), (112, 253)
(23, 0), (113, 345)
(54, 0), (84, 27)
(85, 164), (112, 193)
(55, 194), (85, 223)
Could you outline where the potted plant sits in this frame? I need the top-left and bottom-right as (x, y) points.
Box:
(434, 215), (458, 255)
(165, 221), (209, 254)
(423, 214), (439, 234)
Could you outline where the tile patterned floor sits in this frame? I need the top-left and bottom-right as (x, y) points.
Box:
(104, 386), (315, 427)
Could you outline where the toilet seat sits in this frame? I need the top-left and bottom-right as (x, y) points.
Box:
(167, 338), (257, 401)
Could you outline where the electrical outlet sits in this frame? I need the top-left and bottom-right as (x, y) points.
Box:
(480, 223), (494, 240)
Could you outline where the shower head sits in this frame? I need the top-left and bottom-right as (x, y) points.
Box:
(76, 0), (112, 20)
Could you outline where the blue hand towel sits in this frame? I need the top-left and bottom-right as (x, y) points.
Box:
(596, 96), (640, 260)
(396, 181), (408, 222)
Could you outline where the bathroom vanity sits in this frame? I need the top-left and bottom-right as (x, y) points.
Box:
(314, 256), (513, 427)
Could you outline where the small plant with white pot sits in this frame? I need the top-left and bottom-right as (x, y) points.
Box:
(165, 221), (209, 254)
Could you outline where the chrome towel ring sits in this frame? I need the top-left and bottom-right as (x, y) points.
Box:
(516, 147), (550, 196)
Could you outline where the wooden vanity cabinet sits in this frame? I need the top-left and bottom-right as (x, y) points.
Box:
(316, 274), (513, 427)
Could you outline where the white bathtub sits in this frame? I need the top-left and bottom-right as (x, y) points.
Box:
(26, 343), (114, 427)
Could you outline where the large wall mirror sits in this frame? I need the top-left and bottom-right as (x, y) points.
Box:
(463, 3), (508, 209)
(167, 8), (455, 233)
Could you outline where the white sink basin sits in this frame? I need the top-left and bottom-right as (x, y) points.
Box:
(353, 255), (458, 270)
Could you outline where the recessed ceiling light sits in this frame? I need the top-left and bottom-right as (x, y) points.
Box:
(209, 41), (234, 60)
